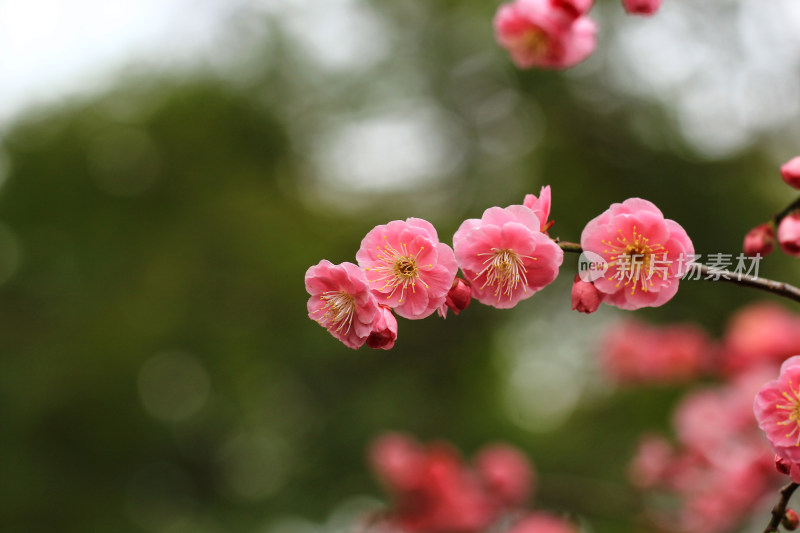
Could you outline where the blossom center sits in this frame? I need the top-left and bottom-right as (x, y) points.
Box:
(777, 381), (800, 446)
(513, 28), (549, 59)
(476, 248), (534, 300)
(366, 237), (430, 304)
(318, 291), (355, 333)
(603, 226), (666, 295)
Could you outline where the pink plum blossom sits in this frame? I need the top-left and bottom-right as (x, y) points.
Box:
(629, 435), (674, 489)
(366, 305), (398, 350)
(778, 212), (800, 257)
(743, 223), (775, 258)
(357, 218), (458, 320)
(474, 444), (534, 507)
(571, 274), (603, 314)
(437, 277), (472, 318)
(453, 205), (564, 309)
(305, 260), (379, 349)
(622, 0), (661, 15)
(580, 198), (694, 311)
(523, 185), (552, 232)
(781, 156), (800, 189)
(754, 356), (800, 463)
(721, 303), (800, 375)
(494, 0), (597, 70)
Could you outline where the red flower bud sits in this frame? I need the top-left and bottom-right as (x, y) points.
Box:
(784, 509), (800, 531)
(571, 275), (603, 314)
(366, 305), (398, 350)
(778, 212), (800, 257)
(776, 455), (793, 475)
(743, 223), (775, 258)
(622, 0), (661, 15)
(442, 278), (471, 317)
(782, 156), (800, 189)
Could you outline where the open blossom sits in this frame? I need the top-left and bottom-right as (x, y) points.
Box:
(494, 0), (597, 70)
(622, 0), (661, 15)
(778, 212), (800, 257)
(305, 260), (379, 349)
(357, 218), (458, 320)
(781, 156), (800, 189)
(453, 205), (563, 309)
(721, 303), (800, 375)
(580, 198), (694, 310)
(754, 356), (800, 463)
(523, 185), (552, 232)
(474, 444), (534, 507)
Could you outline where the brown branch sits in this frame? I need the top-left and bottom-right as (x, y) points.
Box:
(764, 482), (799, 533)
(555, 241), (800, 305)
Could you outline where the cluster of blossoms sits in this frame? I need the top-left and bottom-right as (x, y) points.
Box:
(743, 155), (800, 258)
(306, 190), (695, 348)
(494, 0), (661, 71)
(362, 433), (576, 533)
(623, 303), (800, 532)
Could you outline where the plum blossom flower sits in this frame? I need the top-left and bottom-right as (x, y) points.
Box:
(778, 212), (800, 257)
(781, 156), (800, 189)
(580, 198), (694, 310)
(453, 205), (563, 309)
(523, 185), (552, 232)
(474, 444), (534, 507)
(721, 303), (800, 375)
(743, 223), (775, 258)
(494, 0), (597, 70)
(507, 513), (577, 533)
(622, 0), (661, 15)
(754, 356), (800, 463)
(357, 218), (458, 320)
(366, 305), (398, 350)
(571, 274), (603, 314)
(305, 260), (379, 349)
(437, 277), (472, 318)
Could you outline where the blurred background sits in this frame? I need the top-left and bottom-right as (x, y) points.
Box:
(2, 0), (800, 532)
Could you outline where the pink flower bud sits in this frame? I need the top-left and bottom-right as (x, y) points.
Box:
(446, 278), (471, 316)
(571, 275), (603, 314)
(778, 212), (800, 257)
(366, 305), (398, 350)
(475, 444), (534, 507)
(369, 433), (425, 492)
(622, 0), (661, 16)
(552, 0), (593, 20)
(743, 223), (775, 258)
(776, 455), (793, 475)
(781, 156), (800, 189)
(784, 509), (800, 531)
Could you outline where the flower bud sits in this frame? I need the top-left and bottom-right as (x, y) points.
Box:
(366, 305), (398, 350)
(571, 275), (603, 314)
(743, 223), (775, 258)
(778, 212), (800, 257)
(781, 156), (800, 189)
(622, 0), (661, 15)
(439, 278), (471, 318)
(551, 0), (593, 20)
(475, 444), (534, 507)
(776, 455), (793, 475)
(784, 509), (800, 531)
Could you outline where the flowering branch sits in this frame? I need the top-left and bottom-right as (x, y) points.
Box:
(555, 241), (800, 305)
(764, 482), (799, 533)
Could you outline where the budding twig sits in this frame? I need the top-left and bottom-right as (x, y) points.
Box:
(555, 241), (800, 305)
(764, 482), (799, 533)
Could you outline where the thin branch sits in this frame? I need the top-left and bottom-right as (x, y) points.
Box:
(555, 241), (800, 305)
(764, 482), (799, 533)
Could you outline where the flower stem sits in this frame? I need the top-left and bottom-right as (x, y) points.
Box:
(764, 482), (799, 533)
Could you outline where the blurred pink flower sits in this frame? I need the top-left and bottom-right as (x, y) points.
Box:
(781, 156), (800, 189)
(778, 212), (800, 257)
(453, 205), (563, 309)
(506, 513), (577, 533)
(494, 0), (597, 70)
(743, 223), (775, 258)
(366, 305), (399, 350)
(357, 218), (458, 320)
(305, 260), (379, 349)
(475, 444), (534, 507)
(600, 320), (714, 384)
(621, 0), (661, 15)
(629, 435), (674, 489)
(721, 303), (800, 375)
(754, 356), (800, 463)
(571, 275), (603, 314)
(523, 185), (552, 232)
(580, 198), (694, 310)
